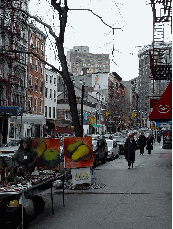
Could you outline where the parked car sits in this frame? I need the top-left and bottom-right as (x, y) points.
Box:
(113, 136), (126, 155)
(92, 138), (108, 167)
(105, 139), (119, 160)
(0, 139), (21, 155)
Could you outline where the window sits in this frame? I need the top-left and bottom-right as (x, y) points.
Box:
(45, 106), (47, 117)
(49, 107), (51, 118)
(65, 111), (71, 120)
(50, 89), (52, 99)
(54, 90), (56, 99)
(40, 99), (42, 113)
(54, 78), (56, 85)
(41, 62), (43, 75)
(30, 56), (33, 69)
(53, 107), (55, 118)
(35, 78), (38, 91)
(29, 75), (32, 86)
(40, 80), (43, 93)
(45, 87), (48, 98)
(50, 76), (52, 84)
(41, 43), (44, 56)
(28, 97), (32, 112)
(36, 39), (39, 53)
(35, 59), (38, 72)
(30, 34), (33, 46)
(34, 98), (37, 113)
(46, 74), (48, 82)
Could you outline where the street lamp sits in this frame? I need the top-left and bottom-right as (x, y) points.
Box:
(80, 79), (85, 136)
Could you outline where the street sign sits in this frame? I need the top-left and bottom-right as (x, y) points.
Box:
(83, 114), (89, 123)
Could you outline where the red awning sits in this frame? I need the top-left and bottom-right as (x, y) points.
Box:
(149, 82), (172, 121)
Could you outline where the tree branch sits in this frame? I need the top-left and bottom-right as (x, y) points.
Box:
(69, 8), (123, 32)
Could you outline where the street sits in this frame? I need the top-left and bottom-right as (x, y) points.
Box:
(27, 141), (172, 229)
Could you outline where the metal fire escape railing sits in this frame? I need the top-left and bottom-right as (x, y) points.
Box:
(149, 0), (172, 80)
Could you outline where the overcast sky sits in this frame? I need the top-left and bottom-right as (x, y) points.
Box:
(29, 0), (171, 81)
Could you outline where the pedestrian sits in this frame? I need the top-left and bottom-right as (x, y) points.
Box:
(12, 137), (38, 176)
(125, 134), (137, 169)
(138, 132), (146, 155)
(146, 134), (154, 155)
(157, 134), (161, 144)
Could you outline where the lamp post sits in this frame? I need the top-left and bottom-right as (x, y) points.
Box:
(80, 80), (85, 137)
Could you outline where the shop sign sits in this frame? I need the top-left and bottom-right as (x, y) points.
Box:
(90, 116), (96, 124)
(83, 114), (89, 123)
(71, 167), (91, 185)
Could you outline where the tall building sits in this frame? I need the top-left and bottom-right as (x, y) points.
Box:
(67, 46), (110, 76)
(138, 43), (172, 127)
(0, 0), (29, 144)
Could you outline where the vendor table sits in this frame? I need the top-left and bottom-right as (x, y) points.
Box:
(0, 172), (65, 229)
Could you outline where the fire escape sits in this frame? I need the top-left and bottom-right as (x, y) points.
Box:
(149, 0), (172, 80)
(0, 0), (24, 107)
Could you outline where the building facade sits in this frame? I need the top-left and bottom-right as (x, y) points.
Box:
(67, 46), (110, 76)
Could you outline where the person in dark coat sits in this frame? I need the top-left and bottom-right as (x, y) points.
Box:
(12, 137), (38, 176)
(138, 132), (146, 155)
(146, 134), (154, 155)
(125, 134), (137, 169)
(157, 134), (161, 144)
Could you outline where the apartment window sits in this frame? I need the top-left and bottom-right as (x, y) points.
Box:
(45, 87), (48, 98)
(50, 89), (52, 99)
(49, 107), (51, 118)
(30, 34), (33, 46)
(41, 43), (44, 56)
(40, 80), (43, 93)
(54, 78), (56, 85)
(41, 62), (43, 75)
(65, 111), (71, 120)
(34, 98), (37, 113)
(53, 107), (55, 118)
(45, 106), (47, 117)
(28, 97), (32, 112)
(29, 75), (32, 86)
(36, 39), (39, 53)
(54, 90), (56, 99)
(30, 56), (33, 69)
(35, 78), (38, 91)
(50, 76), (52, 84)
(40, 99), (42, 113)
(35, 59), (38, 72)
(46, 74), (48, 82)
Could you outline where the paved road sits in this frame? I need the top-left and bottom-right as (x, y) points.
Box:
(27, 141), (172, 229)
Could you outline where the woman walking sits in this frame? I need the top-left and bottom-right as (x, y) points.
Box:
(146, 134), (154, 155)
(125, 134), (137, 169)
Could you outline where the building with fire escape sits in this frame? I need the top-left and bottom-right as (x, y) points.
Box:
(0, 0), (29, 144)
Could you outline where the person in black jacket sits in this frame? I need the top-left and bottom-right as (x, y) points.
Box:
(125, 134), (137, 169)
(138, 132), (146, 155)
(12, 137), (38, 176)
(146, 134), (154, 155)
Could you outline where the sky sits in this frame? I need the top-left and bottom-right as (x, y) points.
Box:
(29, 0), (172, 81)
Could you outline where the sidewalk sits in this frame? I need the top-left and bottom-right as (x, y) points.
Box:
(28, 142), (172, 229)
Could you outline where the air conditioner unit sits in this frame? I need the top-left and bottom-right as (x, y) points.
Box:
(28, 85), (34, 90)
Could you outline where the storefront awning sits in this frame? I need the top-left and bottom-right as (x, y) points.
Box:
(0, 106), (22, 116)
(16, 114), (46, 125)
(149, 82), (172, 122)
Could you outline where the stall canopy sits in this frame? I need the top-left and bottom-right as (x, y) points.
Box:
(0, 106), (22, 116)
(149, 82), (172, 122)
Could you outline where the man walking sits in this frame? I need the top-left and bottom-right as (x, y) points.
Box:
(138, 132), (146, 155)
(125, 134), (137, 169)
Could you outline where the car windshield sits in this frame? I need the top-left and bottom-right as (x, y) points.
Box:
(6, 140), (20, 147)
(106, 140), (113, 148)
